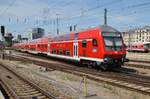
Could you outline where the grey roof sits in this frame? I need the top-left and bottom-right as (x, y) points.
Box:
(99, 25), (120, 33)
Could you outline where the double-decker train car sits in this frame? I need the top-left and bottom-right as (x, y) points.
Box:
(13, 25), (126, 70)
(127, 42), (150, 53)
(36, 37), (48, 54)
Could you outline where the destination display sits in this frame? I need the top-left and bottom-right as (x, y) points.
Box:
(102, 32), (121, 37)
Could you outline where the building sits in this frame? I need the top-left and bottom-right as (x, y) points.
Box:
(28, 28), (45, 40)
(4, 33), (13, 47)
(122, 32), (130, 45)
(17, 34), (22, 41)
(122, 26), (150, 46)
(21, 37), (28, 41)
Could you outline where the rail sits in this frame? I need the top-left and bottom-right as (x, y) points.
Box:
(4, 52), (150, 96)
(0, 62), (57, 99)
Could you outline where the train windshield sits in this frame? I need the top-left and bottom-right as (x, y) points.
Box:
(103, 32), (123, 51)
(144, 43), (150, 49)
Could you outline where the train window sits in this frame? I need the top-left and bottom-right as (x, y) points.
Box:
(144, 44), (150, 48)
(66, 51), (70, 56)
(74, 46), (75, 55)
(59, 50), (63, 55)
(63, 50), (66, 55)
(92, 39), (98, 46)
(82, 40), (87, 48)
(114, 38), (123, 46)
(52, 49), (57, 54)
(74, 33), (79, 40)
(104, 37), (113, 46)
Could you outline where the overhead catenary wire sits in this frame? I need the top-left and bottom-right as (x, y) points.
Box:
(35, 0), (125, 33)
(60, 0), (74, 7)
(110, 1), (150, 13)
(72, 0), (150, 28)
(4, 0), (150, 37)
(60, 0), (123, 21)
(0, 0), (17, 17)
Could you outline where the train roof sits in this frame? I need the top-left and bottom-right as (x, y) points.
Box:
(14, 25), (120, 45)
(99, 25), (120, 33)
(49, 25), (120, 42)
(70, 24), (120, 34)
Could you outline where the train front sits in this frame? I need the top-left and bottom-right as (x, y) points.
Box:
(100, 25), (126, 69)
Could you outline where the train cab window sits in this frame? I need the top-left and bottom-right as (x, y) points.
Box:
(82, 40), (87, 48)
(92, 39), (98, 47)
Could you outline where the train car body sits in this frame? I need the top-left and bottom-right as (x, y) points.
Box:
(13, 25), (126, 70)
(36, 38), (48, 54)
(127, 42), (150, 53)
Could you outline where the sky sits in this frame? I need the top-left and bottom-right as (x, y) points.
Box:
(0, 0), (150, 38)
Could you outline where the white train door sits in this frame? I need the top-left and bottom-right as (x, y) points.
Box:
(48, 43), (50, 54)
(47, 37), (51, 55)
(73, 33), (79, 60)
(73, 42), (78, 59)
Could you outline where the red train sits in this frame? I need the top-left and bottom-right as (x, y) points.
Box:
(13, 25), (126, 70)
(127, 42), (150, 53)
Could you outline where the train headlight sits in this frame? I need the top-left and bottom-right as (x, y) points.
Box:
(104, 57), (111, 63)
(122, 54), (126, 62)
(92, 48), (97, 52)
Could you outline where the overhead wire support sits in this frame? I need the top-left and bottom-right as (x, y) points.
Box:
(56, 14), (60, 35)
(60, 0), (122, 21)
(81, 0), (122, 14)
(104, 8), (107, 25)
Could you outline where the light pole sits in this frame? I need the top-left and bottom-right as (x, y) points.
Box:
(56, 14), (60, 35)
(104, 8), (107, 25)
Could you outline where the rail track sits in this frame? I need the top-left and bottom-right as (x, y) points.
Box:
(125, 60), (150, 69)
(130, 59), (150, 64)
(3, 52), (150, 96)
(9, 50), (150, 70)
(0, 61), (57, 99)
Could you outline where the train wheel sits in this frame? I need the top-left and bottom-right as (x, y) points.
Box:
(80, 60), (86, 67)
(92, 62), (97, 68)
(101, 66), (107, 71)
(100, 64), (107, 71)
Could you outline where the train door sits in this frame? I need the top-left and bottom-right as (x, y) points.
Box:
(82, 40), (87, 57)
(73, 42), (78, 59)
(73, 33), (79, 60)
(48, 43), (50, 54)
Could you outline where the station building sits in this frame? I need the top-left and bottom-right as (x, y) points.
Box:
(28, 28), (45, 40)
(122, 26), (150, 46)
